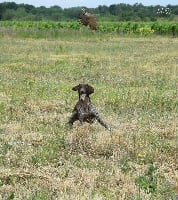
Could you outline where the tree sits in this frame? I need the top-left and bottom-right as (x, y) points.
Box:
(98, 5), (109, 15)
(0, 2), (178, 22)
(50, 6), (63, 21)
(2, 9), (16, 20)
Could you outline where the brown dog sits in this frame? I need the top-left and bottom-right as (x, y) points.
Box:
(68, 84), (111, 131)
(78, 8), (98, 30)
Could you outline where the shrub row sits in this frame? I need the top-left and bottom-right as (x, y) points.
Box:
(0, 21), (178, 36)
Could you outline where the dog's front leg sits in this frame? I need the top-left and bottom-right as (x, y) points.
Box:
(68, 110), (78, 126)
(90, 107), (111, 131)
(96, 114), (111, 131)
(79, 113), (86, 125)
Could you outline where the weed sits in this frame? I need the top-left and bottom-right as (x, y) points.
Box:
(119, 153), (132, 173)
(27, 191), (49, 200)
(135, 164), (158, 194)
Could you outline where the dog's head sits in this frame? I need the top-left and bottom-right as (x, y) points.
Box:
(81, 7), (87, 15)
(72, 84), (94, 101)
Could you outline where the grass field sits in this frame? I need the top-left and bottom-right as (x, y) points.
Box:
(0, 27), (178, 199)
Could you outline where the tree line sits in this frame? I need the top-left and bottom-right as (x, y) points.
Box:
(0, 2), (178, 21)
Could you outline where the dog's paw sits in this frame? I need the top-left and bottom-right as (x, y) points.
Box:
(106, 126), (111, 131)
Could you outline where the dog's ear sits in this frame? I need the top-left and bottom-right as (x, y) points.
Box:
(86, 84), (94, 95)
(72, 84), (81, 91)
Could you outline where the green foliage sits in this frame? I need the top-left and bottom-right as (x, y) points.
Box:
(0, 21), (178, 37)
(6, 192), (15, 200)
(28, 191), (50, 200)
(135, 164), (158, 194)
(135, 164), (176, 198)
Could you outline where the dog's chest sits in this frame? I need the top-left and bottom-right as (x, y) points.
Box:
(79, 99), (90, 113)
(77, 100), (95, 123)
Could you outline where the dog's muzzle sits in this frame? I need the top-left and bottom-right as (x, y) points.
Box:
(80, 94), (86, 101)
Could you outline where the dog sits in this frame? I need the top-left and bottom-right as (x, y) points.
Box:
(68, 84), (111, 131)
(78, 8), (98, 30)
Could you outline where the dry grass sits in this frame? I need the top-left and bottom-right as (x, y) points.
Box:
(0, 29), (178, 199)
